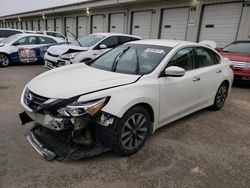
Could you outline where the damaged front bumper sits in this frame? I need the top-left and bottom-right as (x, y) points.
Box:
(20, 111), (118, 161)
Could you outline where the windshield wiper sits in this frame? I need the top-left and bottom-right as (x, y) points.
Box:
(135, 48), (140, 75)
(111, 46), (130, 72)
(67, 31), (82, 47)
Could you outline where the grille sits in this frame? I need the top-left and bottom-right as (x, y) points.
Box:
(231, 61), (247, 69)
(24, 89), (49, 111)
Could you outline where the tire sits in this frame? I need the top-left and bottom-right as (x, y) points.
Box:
(0, 53), (10, 67)
(211, 82), (229, 111)
(113, 106), (151, 156)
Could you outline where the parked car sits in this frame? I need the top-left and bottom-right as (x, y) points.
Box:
(25, 30), (74, 42)
(0, 33), (65, 67)
(0, 28), (25, 42)
(218, 41), (250, 80)
(44, 33), (142, 69)
(19, 40), (233, 161)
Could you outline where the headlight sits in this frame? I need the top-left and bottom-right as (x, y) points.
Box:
(57, 97), (110, 117)
(60, 52), (80, 59)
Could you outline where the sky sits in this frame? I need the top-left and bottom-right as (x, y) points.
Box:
(0, 0), (89, 17)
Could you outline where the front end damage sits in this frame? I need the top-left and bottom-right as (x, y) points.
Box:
(20, 89), (119, 161)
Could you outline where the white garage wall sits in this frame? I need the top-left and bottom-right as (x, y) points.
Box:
(160, 7), (189, 40)
(199, 2), (243, 47)
(131, 11), (153, 39)
(109, 13), (125, 33)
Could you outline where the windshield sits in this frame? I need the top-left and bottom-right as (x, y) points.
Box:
(1, 34), (21, 44)
(89, 44), (172, 75)
(222, 42), (250, 55)
(72, 35), (105, 47)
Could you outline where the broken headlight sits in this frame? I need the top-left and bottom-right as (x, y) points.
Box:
(60, 52), (80, 60)
(57, 97), (110, 117)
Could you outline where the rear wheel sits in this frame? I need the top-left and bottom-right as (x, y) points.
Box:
(0, 53), (10, 67)
(211, 82), (229, 110)
(113, 106), (150, 156)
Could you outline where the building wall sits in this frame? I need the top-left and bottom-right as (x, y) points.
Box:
(0, 0), (249, 46)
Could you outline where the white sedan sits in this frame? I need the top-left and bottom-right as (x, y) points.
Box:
(20, 40), (233, 160)
(44, 33), (141, 69)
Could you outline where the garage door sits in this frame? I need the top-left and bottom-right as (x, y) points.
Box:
(21, 21), (26, 30)
(132, 11), (152, 39)
(109, 13), (125, 33)
(199, 2), (242, 47)
(92, 15), (104, 33)
(65, 17), (76, 36)
(55, 18), (63, 34)
(160, 7), (189, 40)
(77, 16), (87, 37)
(27, 21), (32, 30)
(39, 20), (46, 31)
(33, 20), (39, 31)
(47, 19), (54, 31)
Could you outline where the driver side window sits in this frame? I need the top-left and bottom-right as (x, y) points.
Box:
(15, 36), (38, 45)
(100, 36), (119, 48)
(168, 48), (195, 71)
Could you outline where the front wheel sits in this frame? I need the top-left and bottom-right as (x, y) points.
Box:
(113, 106), (150, 156)
(0, 53), (10, 67)
(211, 82), (229, 111)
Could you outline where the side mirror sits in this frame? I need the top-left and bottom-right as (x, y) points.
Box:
(99, 44), (107, 49)
(165, 66), (185, 77)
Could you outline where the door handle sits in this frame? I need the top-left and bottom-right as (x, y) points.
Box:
(193, 77), (200, 82)
(216, 70), (222, 74)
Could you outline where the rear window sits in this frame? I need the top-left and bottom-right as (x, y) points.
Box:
(222, 42), (250, 55)
(0, 30), (22, 38)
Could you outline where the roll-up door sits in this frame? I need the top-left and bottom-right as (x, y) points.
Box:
(160, 7), (189, 40)
(33, 20), (39, 31)
(132, 11), (152, 39)
(109, 13), (125, 33)
(77, 16), (87, 37)
(199, 2), (243, 47)
(65, 17), (76, 37)
(92, 15), (104, 33)
(39, 20), (46, 31)
(55, 18), (63, 34)
(27, 21), (32, 30)
(46, 19), (54, 31)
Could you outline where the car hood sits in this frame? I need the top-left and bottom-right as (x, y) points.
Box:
(220, 52), (250, 63)
(27, 63), (140, 99)
(47, 44), (89, 56)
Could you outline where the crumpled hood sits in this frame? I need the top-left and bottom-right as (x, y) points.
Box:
(47, 44), (88, 56)
(27, 64), (140, 99)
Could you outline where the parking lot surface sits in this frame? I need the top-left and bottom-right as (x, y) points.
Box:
(0, 65), (250, 188)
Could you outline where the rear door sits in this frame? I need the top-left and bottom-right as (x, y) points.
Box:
(194, 47), (223, 104)
(158, 47), (200, 125)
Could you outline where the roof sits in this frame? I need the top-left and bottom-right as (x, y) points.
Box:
(129, 39), (197, 47)
(90, 32), (142, 39)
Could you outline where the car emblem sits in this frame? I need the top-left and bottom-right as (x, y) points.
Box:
(25, 92), (33, 105)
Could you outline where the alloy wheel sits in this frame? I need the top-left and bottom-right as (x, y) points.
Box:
(121, 113), (148, 151)
(216, 84), (228, 108)
(0, 54), (10, 67)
